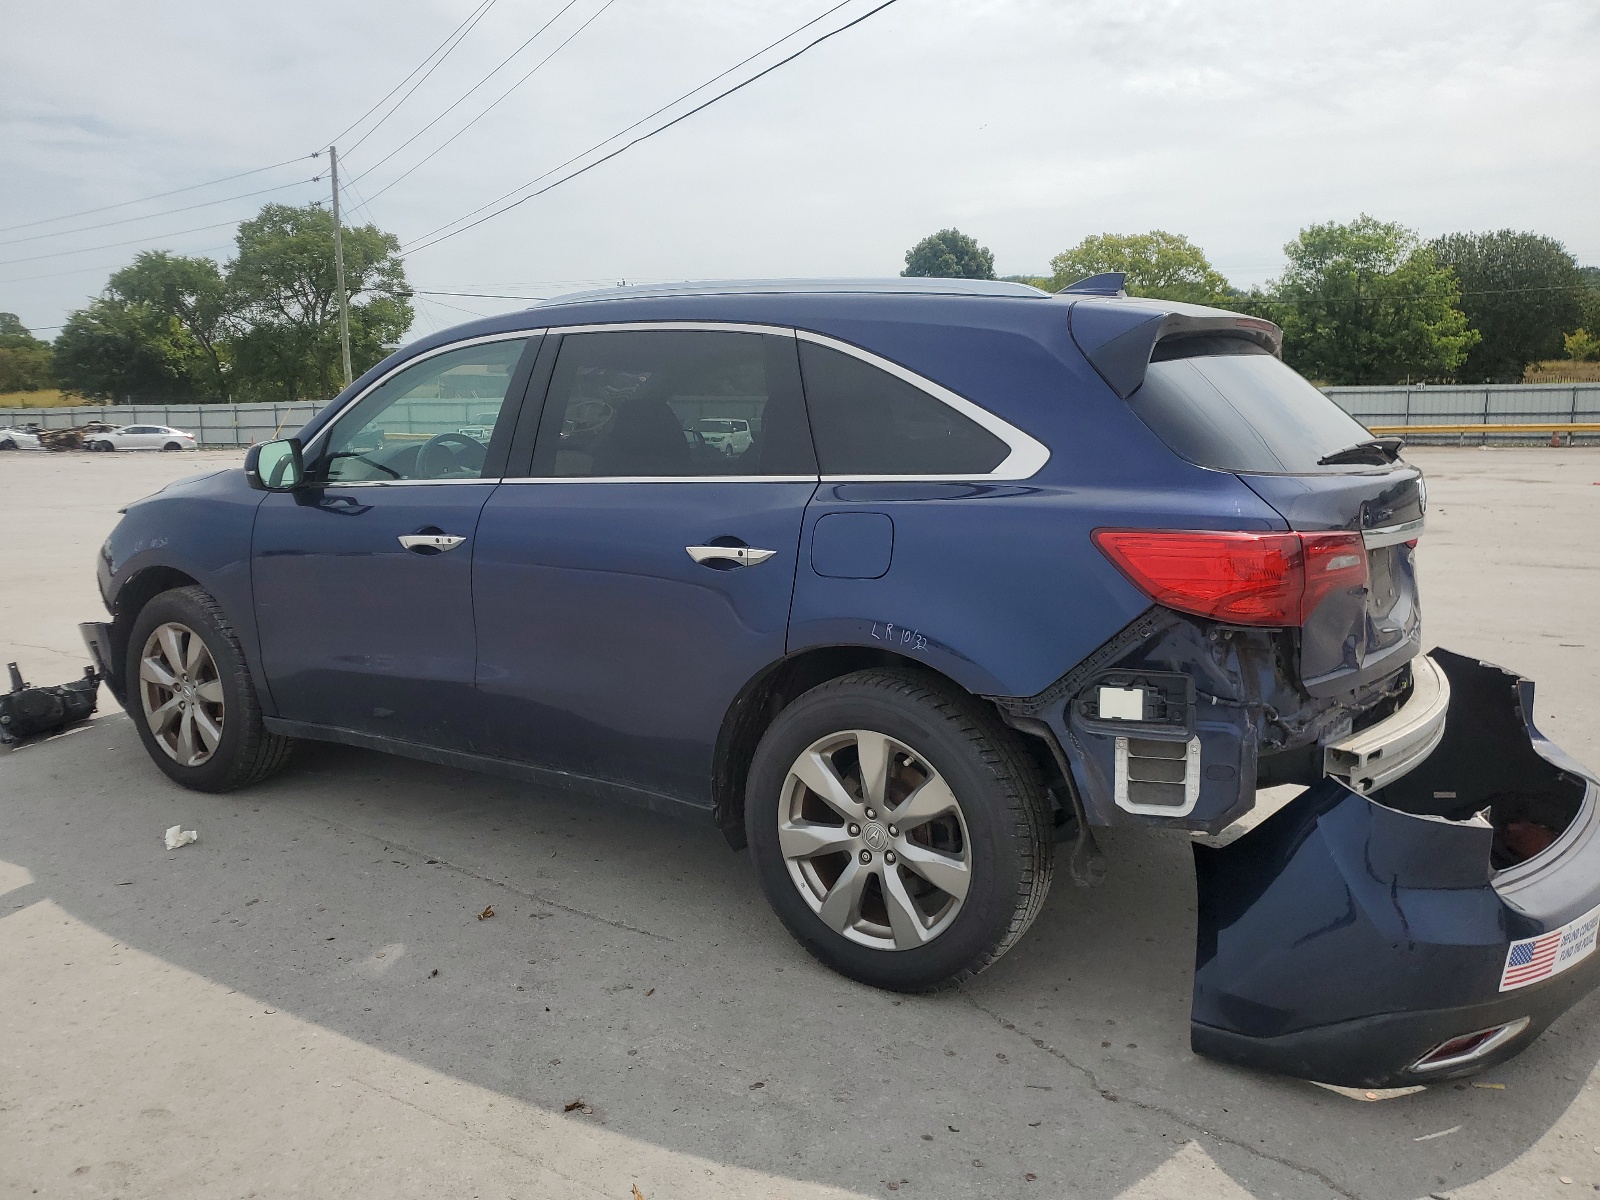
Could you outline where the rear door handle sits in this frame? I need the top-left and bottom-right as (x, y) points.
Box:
(686, 544), (776, 567)
(399, 533), (467, 553)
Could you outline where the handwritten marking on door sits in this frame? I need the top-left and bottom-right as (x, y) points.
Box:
(870, 622), (928, 652)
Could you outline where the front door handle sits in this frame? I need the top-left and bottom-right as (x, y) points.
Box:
(686, 544), (776, 567)
(399, 533), (467, 553)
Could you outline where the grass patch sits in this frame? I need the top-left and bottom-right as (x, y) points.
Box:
(1524, 361), (1600, 383)
(0, 389), (89, 409)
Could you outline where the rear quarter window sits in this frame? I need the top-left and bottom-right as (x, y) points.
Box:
(797, 341), (1007, 476)
(1128, 342), (1377, 474)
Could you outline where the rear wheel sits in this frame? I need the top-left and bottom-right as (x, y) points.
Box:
(746, 668), (1053, 991)
(163, 441), (182, 451)
(126, 586), (293, 792)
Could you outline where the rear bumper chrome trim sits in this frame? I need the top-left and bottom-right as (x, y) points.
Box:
(1323, 654), (1450, 795)
(1363, 517), (1425, 549)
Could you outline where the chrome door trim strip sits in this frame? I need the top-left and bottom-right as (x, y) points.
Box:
(319, 477), (505, 488)
(300, 329), (542, 457)
(498, 475), (819, 485)
(1362, 517), (1426, 549)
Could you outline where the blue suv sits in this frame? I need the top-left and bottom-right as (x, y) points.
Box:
(83, 277), (1600, 1088)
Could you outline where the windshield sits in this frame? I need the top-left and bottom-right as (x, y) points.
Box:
(1127, 345), (1379, 474)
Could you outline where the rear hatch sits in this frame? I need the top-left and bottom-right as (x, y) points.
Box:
(1124, 338), (1423, 696)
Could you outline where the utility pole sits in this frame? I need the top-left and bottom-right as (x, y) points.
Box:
(329, 145), (354, 389)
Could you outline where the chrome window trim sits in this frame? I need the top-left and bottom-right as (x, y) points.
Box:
(301, 329), (542, 458)
(531, 320), (1050, 483)
(319, 477), (505, 488)
(499, 475), (819, 485)
(793, 328), (1051, 482)
(1362, 517), (1426, 549)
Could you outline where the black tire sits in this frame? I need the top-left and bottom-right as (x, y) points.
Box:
(125, 585), (294, 792)
(0, 439), (16, 451)
(163, 441), (182, 451)
(746, 668), (1053, 992)
(98, 440), (115, 452)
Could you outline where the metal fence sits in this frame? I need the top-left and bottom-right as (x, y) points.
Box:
(0, 402), (323, 447)
(6, 382), (1600, 450)
(1322, 383), (1600, 443)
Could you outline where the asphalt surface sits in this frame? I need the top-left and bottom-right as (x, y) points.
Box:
(3, 446), (1600, 1199)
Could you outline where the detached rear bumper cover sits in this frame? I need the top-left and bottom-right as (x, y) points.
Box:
(1194, 648), (1600, 1087)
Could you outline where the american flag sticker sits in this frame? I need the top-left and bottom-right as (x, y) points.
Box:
(1500, 904), (1600, 992)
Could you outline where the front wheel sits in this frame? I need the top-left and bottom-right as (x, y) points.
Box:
(746, 669), (1054, 992)
(126, 586), (294, 792)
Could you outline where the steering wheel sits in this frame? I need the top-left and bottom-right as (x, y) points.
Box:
(415, 431), (487, 479)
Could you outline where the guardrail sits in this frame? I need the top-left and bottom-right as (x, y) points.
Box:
(1325, 383), (1600, 444)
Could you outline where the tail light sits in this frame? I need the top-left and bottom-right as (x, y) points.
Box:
(1092, 528), (1369, 627)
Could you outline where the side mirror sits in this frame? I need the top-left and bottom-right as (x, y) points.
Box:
(245, 438), (305, 491)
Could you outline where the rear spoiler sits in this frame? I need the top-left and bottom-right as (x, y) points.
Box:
(1065, 289), (1283, 399)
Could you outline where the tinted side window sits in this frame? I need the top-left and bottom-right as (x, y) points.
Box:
(797, 341), (1008, 476)
(531, 330), (815, 478)
(315, 338), (530, 482)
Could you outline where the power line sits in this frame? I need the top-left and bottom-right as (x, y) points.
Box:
(351, 0), (602, 198)
(0, 218), (251, 268)
(345, 0), (504, 156)
(0, 176), (320, 248)
(402, 0), (875, 256)
(0, 155), (317, 236)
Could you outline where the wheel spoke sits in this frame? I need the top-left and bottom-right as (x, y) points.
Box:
(882, 865), (934, 948)
(853, 730), (892, 809)
(178, 706), (198, 764)
(158, 626), (187, 678)
(791, 750), (864, 822)
(195, 679), (224, 704)
(895, 840), (971, 902)
(891, 774), (959, 829)
(192, 706), (222, 752)
(148, 695), (182, 734)
(140, 655), (177, 689)
(817, 857), (869, 933)
(184, 631), (209, 674)
(779, 820), (855, 861)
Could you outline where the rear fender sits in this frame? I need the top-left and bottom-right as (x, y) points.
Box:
(1192, 648), (1600, 1086)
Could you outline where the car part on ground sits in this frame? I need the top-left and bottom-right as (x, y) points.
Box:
(0, 662), (99, 743)
(1192, 649), (1600, 1087)
(746, 669), (1054, 992)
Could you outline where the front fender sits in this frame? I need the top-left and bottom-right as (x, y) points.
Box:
(101, 467), (272, 713)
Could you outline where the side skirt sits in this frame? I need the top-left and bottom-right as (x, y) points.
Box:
(262, 717), (715, 825)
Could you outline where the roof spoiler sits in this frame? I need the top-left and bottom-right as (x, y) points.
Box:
(1067, 300), (1283, 399)
(1057, 272), (1127, 297)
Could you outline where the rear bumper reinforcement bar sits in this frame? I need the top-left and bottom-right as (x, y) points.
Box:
(1323, 653), (1449, 795)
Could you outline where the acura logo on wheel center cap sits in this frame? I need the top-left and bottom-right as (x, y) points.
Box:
(861, 822), (890, 852)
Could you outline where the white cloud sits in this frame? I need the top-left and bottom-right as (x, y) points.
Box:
(1, 0), (1596, 336)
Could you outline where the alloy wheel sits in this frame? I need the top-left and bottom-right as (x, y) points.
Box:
(139, 621), (225, 766)
(779, 729), (972, 950)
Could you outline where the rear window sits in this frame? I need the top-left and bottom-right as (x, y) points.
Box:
(1127, 342), (1376, 474)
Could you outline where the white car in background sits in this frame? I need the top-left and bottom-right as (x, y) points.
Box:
(0, 427), (45, 450)
(693, 417), (752, 456)
(87, 425), (198, 451)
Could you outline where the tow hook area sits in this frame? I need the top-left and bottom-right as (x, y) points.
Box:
(1191, 648), (1600, 1087)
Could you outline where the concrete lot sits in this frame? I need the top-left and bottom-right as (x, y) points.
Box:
(2, 446), (1599, 1199)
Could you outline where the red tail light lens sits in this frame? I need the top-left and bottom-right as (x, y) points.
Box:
(1092, 529), (1369, 626)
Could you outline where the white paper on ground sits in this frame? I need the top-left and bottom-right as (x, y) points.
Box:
(164, 825), (198, 851)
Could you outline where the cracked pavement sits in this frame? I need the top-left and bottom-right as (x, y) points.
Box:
(3, 447), (1600, 1198)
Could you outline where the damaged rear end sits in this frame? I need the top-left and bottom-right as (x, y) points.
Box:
(1011, 289), (1600, 1085)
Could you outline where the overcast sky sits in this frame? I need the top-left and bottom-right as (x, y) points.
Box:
(3, 0), (1597, 339)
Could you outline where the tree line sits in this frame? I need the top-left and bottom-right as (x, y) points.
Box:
(1, 203), (412, 403)
(903, 221), (1600, 385)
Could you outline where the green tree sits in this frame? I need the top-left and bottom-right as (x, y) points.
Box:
(227, 203), (412, 401)
(1047, 231), (1231, 304)
(1429, 230), (1586, 382)
(105, 252), (234, 399)
(0, 313), (54, 391)
(1257, 216), (1478, 385)
(52, 298), (200, 402)
(901, 228), (995, 280)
